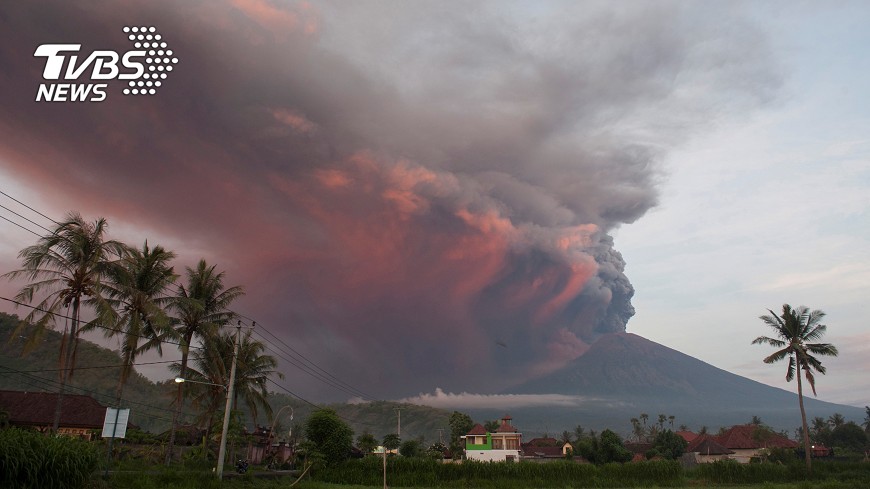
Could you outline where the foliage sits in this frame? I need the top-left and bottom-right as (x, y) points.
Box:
(382, 433), (401, 451)
(0, 427), (100, 489)
(313, 457), (683, 487)
(356, 431), (377, 456)
(653, 429), (688, 459)
(166, 259), (244, 462)
(595, 429), (633, 464)
(830, 422), (868, 452)
(399, 438), (423, 457)
(448, 410), (473, 458)
(305, 408), (354, 465)
(426, 441), (447, 459)
(753, 303), (839, 472)
(89, 242), (177, 404)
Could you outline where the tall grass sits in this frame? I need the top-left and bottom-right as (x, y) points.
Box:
(0, 427), (100, 489)
(314, 457), (684, 488)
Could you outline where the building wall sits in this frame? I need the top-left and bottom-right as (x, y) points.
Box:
(695, 453), (731, 464)
(466, 449), (521, 462)
(728, 448), (760, 463)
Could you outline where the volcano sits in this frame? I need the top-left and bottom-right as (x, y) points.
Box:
(485, 333), (863, 434)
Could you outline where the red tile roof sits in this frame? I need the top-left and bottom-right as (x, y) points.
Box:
(524, 437), (559, 447)
(676, 430), (697, 443)
(496, 419), (518, 433)
(0, 390), (108, 429)
(466, 423), (487, 436)
(714, 425), (798, 449)
(687, 434), (734, 455)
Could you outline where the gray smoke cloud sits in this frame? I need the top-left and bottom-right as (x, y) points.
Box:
(0, 0), (781, 398)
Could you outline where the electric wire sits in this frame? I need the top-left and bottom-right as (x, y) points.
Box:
(0, 192), (382, 409)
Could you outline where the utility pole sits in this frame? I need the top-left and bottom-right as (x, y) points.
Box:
(395, 407), (402, 438)
(216, 321), (243, 479)
(436, 428), (444, 445)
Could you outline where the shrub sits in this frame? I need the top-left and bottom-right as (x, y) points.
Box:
(0, 427), (100, 489)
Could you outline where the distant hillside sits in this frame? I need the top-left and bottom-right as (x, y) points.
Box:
(0, 312), (452, 442)
(498, 332), (865, 435)
(0, 312), (178, 433)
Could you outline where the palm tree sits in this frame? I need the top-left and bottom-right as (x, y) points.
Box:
(173, 329), (281, 432)
(863, 406), (870, 433)
(90, 242), (177, 405)
(3, 212), (128, 431)
(165, 259), (244, 465)
(827, 413), (845, 429)
(752, 304), (839, 473)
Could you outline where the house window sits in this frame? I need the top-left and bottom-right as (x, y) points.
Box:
(493, 438), (503, 450)
(505, 438), (519, 450)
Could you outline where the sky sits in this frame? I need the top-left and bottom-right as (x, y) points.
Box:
(0, 1), (867, 412)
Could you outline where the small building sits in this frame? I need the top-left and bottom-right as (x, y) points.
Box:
(686, 434), (734, 463)
(713, 425), (798, 463)
(0, 390), (116, 440)
(462, 415), (522, 462)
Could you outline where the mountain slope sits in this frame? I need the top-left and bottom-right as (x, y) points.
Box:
(501, 332), (863, 434)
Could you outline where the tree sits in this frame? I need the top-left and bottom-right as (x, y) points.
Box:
(560, 430), (573, 445)
(427, 442), (447, 459)
(810, 416), (831, 446)
(357, 431), (378, 456)
(171, 329), (280, 438)
(382, 433), (401, 489)
(830, 422), (868, 452)
(863, 406), (870, 434)
(483, 420), (500, 432)
(4, 212), (128, 431)
(305, 408), (354, 465)
(382, 433), (401, 452)
(828, 413), (845, 429)
(165, 259), (244, 465)
(399, 439), (423, 457)
(595, 429), (632, 464)
(653, 429), (688, 460)
(573, 425), (586, 442)
(92, 242), (177, 405)
(753, 303), (839, 474)
(448, 411), (473, 459)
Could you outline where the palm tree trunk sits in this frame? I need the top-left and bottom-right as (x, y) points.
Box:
(796, 367), (812, 474)
(165, 340), (190, 465)
(52, 297), (80, 432)
(116, 347), (133, 406)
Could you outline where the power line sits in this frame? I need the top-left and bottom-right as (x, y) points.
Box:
(0, 190), (59, 225)
(0, 193), (381, 408)
(0, 213), (43, 238)
(0, 364), (191, 423)
(0, 296), (206, 352)
(0, 203), (55, 234)
(238, 314), (378, 401)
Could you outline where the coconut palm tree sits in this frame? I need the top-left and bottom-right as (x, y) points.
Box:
(752, 303), (839, 473)
(89, 242), (177, 405)
(3, 212), (128, 431)
(172, 329), (281, 431)
(165, 259), (244, 465)
(828, 413), (845, 429)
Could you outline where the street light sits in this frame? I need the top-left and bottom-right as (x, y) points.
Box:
(268, 405), (295, 444)
(173, 377), (227, 390)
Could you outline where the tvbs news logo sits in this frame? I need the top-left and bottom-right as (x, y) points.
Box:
(35, 26), (178, 102)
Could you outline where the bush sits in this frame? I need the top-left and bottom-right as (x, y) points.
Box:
(0, 427), (100, 489)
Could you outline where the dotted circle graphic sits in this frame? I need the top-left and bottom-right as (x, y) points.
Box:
(122, 26), (178, 96)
